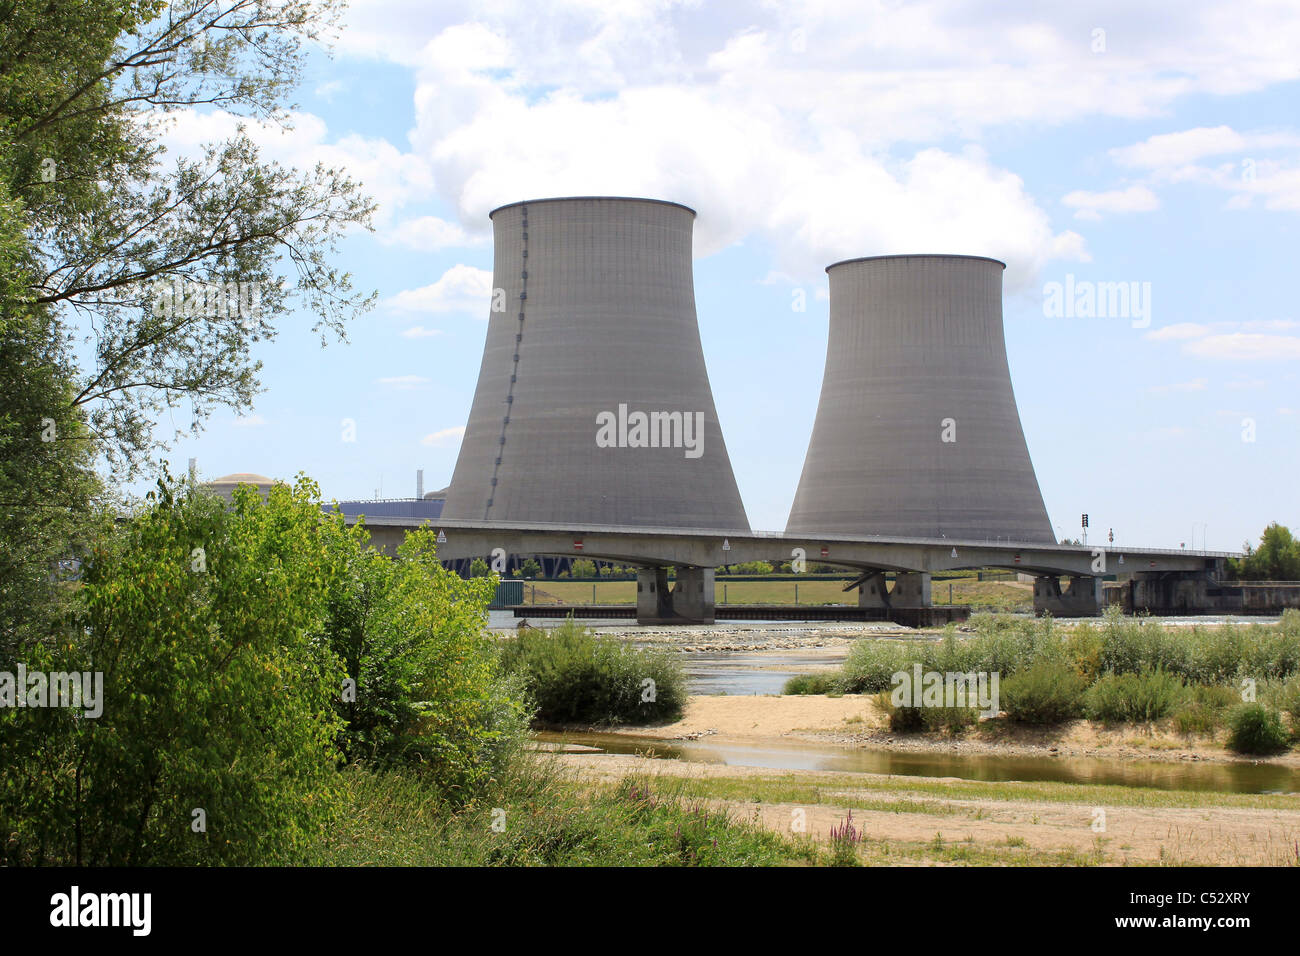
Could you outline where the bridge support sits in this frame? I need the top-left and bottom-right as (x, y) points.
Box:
(636, 566), (715, 625)
(857, 571), (931, 609)
(1034, 575), (1102, 617)
(857, 571), (889, 608)
(891, 572), (932, 608)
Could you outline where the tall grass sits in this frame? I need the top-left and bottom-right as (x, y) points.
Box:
(299, 759), (814, 867)
(812, 609), (1300, 745)
(499, 618), (686, 725)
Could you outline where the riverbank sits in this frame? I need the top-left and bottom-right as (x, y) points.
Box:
(557, 752), (1300, 865)
(578, 692), (1300, 767)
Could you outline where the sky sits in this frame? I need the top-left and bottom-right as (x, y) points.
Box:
(140, 0), (1300, 551)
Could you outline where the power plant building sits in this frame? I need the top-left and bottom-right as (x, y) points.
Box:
(440, 196), (750, 533)
(786, 254), (1054, 543)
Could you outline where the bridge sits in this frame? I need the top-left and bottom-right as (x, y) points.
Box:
(346, 514), (1233, 625)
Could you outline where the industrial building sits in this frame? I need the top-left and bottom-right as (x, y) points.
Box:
(786, 254), (1054, 544)
(439, 196), (750, 534)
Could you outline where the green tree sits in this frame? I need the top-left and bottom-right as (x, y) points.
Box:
(469, 557), (491, 578)
(519, 558), (542, 579)
(322, 524), (527, 789)
(1231, 523), (1300, 581)
(0, 177), (102, 659)
(2, 475), (347, 865)
(570, 558), (597, 578)
(0, 0), (375, 474)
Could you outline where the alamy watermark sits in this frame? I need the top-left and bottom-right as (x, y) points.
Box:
(890, 664), (1000, 718)
(595, 404), (704, 459)
(140, 278), (264, 325)
(1042, 274), (1151, 328)
(0, 664), (103, 717)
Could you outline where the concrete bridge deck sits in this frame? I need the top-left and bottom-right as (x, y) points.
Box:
(342, 514), (1234, 624)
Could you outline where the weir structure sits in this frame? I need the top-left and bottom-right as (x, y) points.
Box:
(785, 254), (1057, 613)
(438, 196), (750, 622)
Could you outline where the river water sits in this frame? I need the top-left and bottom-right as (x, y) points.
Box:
(502, 612), (1299, 794)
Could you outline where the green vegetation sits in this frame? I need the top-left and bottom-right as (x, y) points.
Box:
(1001, 659), (1086, 724)
(1229, 522), (1300, 581)
(784, 673), (841, 695)
(499, 618), (687, 726)
(787, 609), (1300, 746)
(1226, 704), (1290, 755)
(1085, 670), (1187, 723)
(301, 763), (816, 867)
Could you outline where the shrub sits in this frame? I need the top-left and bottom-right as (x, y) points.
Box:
(1172, 684), (1239, 736)
(840, 640), (915, 694)
(322, 524), (529, 793)
(1064, 624), (1104, 682)
(1086, 669), (1187, 723)
(6, 477), (348, 866)
(872, 691), (977, 735)
(875, 691), (925, 732)
(500, 618), (686, 725)
(1264, 676), (1300, 738)
(1000, 659), (1085, 724)
(783, 673), (841, 695)
(1226, 704), (1290, 755)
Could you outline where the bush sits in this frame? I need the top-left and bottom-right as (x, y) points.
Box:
(322, 525), (529, 793)
(1086, 669), (1187, 723)
(4, 477), (348, 866)
(840, 640), (915, 694)
(783, 673), (841, 695)
(1000, 659), (1085, 724)
(500, 618), (686, 725)
(1226, 704), (1290, 755)
(1172, 684), (1239, 736)
(872, 691), (978, 735)
(1268, 671), (1300, 738)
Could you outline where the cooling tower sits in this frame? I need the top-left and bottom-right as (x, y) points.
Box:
(440, 196), (750, 532)
(786, 254), (1053, 543)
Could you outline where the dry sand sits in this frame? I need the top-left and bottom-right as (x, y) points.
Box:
(553, 694), (1300, 865)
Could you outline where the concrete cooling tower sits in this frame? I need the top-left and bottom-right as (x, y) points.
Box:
(786, 254), (1053, 543)
(440, 196), (750, 532)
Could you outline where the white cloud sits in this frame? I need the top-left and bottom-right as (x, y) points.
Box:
(159, 108), (435, 228)
(1107, 126), (1300, 211)
(1145, 323), (1211, 341)
(232, 414), (268, 427)
(385, 264), (494, 315)
(376, 375), (432, 389)
(421, 426), (465, 447)
(1145, 322), (1300, 360)
(315, 79), (347, 101)
(1109, 126), (1248, 169)
(379, 215), (488, 251)
(400, 325), (444, 338)
(1183, 334), (1300, 360)
(1061, 185), (1159, 220)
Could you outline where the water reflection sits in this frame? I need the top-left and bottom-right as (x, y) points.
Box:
(537, 730), (1300, 795)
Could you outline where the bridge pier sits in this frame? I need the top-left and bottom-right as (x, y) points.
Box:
(891, 571), (932, 608)
(857, 571), (932, 609)
(1033, 575), (1102, 617)
(636, 566), (715, 624)
(857, 571), (889, 608)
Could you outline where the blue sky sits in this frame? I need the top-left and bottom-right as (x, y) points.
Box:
(139, 1), (1300, 551)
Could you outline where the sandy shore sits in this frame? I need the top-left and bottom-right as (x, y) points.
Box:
(558, 750), (1300, 865)
(598, 693), (1300, 766)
